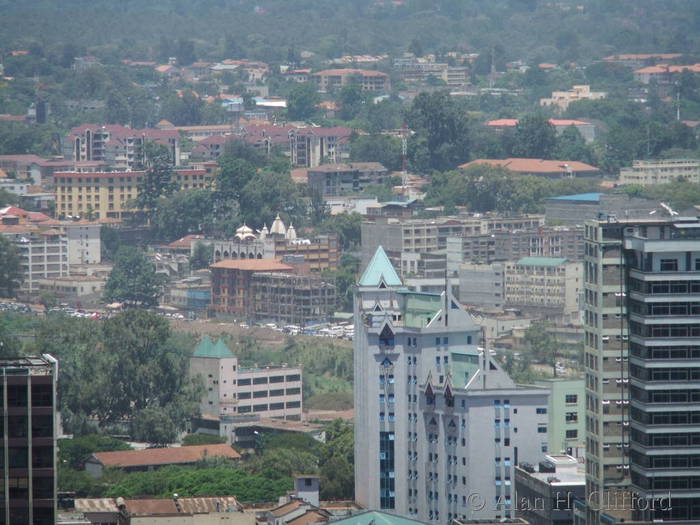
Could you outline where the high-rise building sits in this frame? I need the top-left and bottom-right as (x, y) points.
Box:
(0, 355), (58, 525)
(584, 216), (700, 523)
(354, 247), (550, 523)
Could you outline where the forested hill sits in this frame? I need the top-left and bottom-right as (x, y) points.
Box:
(2, 0), (700, 63)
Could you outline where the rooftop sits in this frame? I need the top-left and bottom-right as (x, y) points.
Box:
(359, 246), (402, 287)
(90, 444), (240, 468)
(460, 158), (599, 174)
(192, 336), (235, 359)
(547, 192), (602, 203)
(210, 259), (294, 272)
(515, 256), (568, 267)
(332, 510), (430, 525)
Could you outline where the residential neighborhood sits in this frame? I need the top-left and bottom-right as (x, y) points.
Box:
(2, 2), (700, 525)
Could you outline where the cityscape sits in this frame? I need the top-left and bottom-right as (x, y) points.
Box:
(2, 1), (700, 524)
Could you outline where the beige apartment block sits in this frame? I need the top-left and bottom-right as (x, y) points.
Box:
(618, 158), (700, 186)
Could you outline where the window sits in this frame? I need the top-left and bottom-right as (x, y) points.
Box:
(536, 407), (547, 414)
(565, 394), (578, 404)
(238, 378), (251, 386)
(538, 425), (547, 433)
(660, 259), (678, 272)
(253, 390), (267, 398)
(286, 374), (301, 382)
(566, 412), (578, 423)
(541, 442), (548, 452)
(238, 392), (251, 399)
(566, 429), (578, 439)
(253, 377), (268, 385)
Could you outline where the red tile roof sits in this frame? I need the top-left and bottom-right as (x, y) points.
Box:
(487, 119), (591, 127)
(210, 259), (294, 272)
(91, 444), (240, 468)
(460, 158), (599, 174)
(313, 68), (388, 78)
(125, 496), (242, 516)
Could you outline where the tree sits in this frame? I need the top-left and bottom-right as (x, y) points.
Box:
(339, 82), (366, 121)
(59, 434), (132, 470)
(152, 189), (215, 240)
(238, 171), (303, 228)
(511, 115), (557, 159)
(350, 134), (402, 171)
(0, 188), (19, 207)
(103, 246), (165, 308)
(130, 406), (178, 445)
(136, 142), (178, 220)
(319, 419), (354, 500)
(287, 83), (319, 121)
(100, 226), (121, 262)
(320, 213), (362, 250)
(216, 157), (257, 201)
(524, 321), (558, 375)
(405, 91), (471, 172)
(0, 235), (22, 298)
(554, 125), (595, 164)
(182, 434), (226, 446)
(175, 39), (196, 66)
(190, 241), (213, 270)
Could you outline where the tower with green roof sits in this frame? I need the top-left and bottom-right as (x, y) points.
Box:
(354, 247), (550, 522)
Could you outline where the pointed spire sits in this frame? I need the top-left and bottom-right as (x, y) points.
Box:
(359, 246), (402, 287)
(270, 213), (286, 236)
(285, 223), (297, 240)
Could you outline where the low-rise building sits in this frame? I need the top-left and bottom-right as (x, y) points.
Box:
(74, 496), (253, 525)
(36, 275), (105, 301)
(289, 127), (352, 168)
(539, 85), (606, 112)
(603, 53), (683, 69)
(618, 158), (700, 185)
(63, 124), (181, 170)
(84, 444), (241, 477)
(54, 169), (212, 219)
(458, 262), (506, 308)
(446, 226), (585, 267)
(212, 219), (340, 273)
(189, 336), (303, 442)
(486, 119), (597, 143)
(307, 162), (389, 197)
(361, 214), (545, 270)
(312, 69), (390, 92)
(460, 158), (600, 178)
(544, 192), (663, 225)
(514, 455), (585, 525)
(535, 379), (586, 457)
(633, 62), (700, 84)
(209, 258), (335, 324)
(504, 257), (582, 320)
(0, 216), (69, 295)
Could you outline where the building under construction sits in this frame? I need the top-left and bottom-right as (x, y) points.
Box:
(251, 272), (336, 326)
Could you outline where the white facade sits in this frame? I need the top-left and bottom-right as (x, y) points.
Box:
(354, 248), (550, 523)
(64, 222), (101, 265)
(618, 158), (700, 186)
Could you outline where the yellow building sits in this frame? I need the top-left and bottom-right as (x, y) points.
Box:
(54, 169), (212, 219)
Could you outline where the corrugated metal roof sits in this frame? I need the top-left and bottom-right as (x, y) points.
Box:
(515, 256), (568, 267)
(547, 192), (602, 202)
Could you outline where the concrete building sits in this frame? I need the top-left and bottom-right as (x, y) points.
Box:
(211, 221), (340, 273)
(0, 177), (30, 196)
(361, 214), (545, 270)
(74, 496), (253, 525)
(85, 444), (240, 477)
(312, 69), (390, 92)
(459, 158), (600, 178)
(354, 247), (550, 522)
(603, 53), (683, 70)
(545, 193), (662, 225)
(63, 221), (101, 265)
(582, 216), (700, 523)
(536, 379), (586, 457)
(504, 257), (583, 321)
(189, 336), (303, 442)
(486, 119), (597, 143)
(0, 355), (58, 525)
(539, 85), (606, 112)
(618, 158), (700, 186)
(514, 455), (585, 525)
(0, 218), (69, 295)
(307, 162), (389, 197)
(446, 226), (585, 267)
(458, 262), (505, 308)
(289, 127), (353, 168)
(209, 259), (335, 324)
(63, 124), (181, 170)
(36, 275), (105, 302)
(54, 169), (211, 219)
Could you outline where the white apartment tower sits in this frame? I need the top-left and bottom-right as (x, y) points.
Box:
(354, 247), (550, 523)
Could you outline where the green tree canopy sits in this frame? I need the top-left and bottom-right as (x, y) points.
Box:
(103, 246), (165, 308)
(287, 82), (320, 121)
(0, 235), (23, 298)
(511, 114), (557, 159)
(350, 134), (402, 171)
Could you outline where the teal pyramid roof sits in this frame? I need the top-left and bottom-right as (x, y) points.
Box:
(359, 246), (402, 287)
(193, 336), (235, 358)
